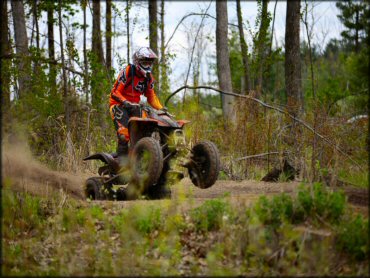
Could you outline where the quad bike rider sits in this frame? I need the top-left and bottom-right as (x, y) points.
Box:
(83, 47), (220, 200)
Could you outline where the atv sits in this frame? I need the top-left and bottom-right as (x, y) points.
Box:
(83, 104), (220, 200)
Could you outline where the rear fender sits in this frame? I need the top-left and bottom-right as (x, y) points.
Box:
(83, 153), (119, 172)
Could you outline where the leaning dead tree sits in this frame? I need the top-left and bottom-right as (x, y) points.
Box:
(165, 85), (364, 172)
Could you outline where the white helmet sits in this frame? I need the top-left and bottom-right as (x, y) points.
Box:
(132, 47), (158, 76)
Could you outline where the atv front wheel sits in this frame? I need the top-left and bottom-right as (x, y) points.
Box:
(128, 137), (163, 198)
(188, 140), (220, 189)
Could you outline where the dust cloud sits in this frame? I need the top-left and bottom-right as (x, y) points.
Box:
(2, 136), (86, 199)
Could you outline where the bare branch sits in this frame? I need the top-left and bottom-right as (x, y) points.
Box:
(165, 12), (238, 49)
(1, 53), (84, 76)
(183, 1), (212, 102)
(166, 85), (364, 171)
(234, 152), (280, 162)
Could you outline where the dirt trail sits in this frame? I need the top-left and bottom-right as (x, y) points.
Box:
(91, 178), (301, 214)
(2, 142), (368, 214)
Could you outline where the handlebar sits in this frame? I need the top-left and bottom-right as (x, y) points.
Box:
(127, 102), (175, 118)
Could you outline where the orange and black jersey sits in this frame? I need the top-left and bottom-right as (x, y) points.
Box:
(109, 64), (163, 110)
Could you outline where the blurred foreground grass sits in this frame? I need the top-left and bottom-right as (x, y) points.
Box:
(2, 180), (368, 276)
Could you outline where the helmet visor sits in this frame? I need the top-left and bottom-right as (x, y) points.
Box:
(139, 60), (153, 70)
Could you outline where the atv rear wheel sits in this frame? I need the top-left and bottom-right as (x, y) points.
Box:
(128, 137), (163, 198)
(188, 140), (220, 189)
(85, 177), (109, 200)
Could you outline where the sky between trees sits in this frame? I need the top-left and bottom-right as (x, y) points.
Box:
(6, 1), (344, 97)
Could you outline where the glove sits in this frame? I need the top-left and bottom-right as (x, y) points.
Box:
(160, 107), (174, 117)
(123, 101), (139, 109)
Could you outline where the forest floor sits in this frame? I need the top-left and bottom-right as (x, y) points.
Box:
(89, 178), (368, 219)
(2, 144), (369, 276)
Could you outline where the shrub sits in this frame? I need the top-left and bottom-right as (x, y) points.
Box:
(297, 184), (313, 217)
(312, 182), (327, 216)
(255, 183), (347, 227)
(134, 206), (163, 235)
(191, 198), (230, 232)
(297, 183), (346, 224)
(336, 215), (369, 261)
(76, 209), (87, 225)
(325, 190), (346, 223)
(89, 205), (104, 220)
(254, 193), (294, 228)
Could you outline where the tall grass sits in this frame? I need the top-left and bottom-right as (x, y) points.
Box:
(176, 95), (367, 184)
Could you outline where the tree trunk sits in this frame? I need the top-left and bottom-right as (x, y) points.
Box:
(58, 0), (70, 132)
(11, 0), (29, 99)
(159, 0), (169, 96)
(285, 0), (303, 116)
(33, 0), (40, 52)
(126, 0), (130, 63)
(82, 0), (88, 103)
(285, 0), (303, 178)
(269, 0), (278, 56)
(160, 0), (164, 92)
(47, 0), (56, 92)
(106, 0), (112, 70)
(216, 1), (234, 121)
(92, 0), (107, 131)
(92, 0), (104, 65)
(355, 8), (359, 53)
(149, 0), (159, 90)
(256, 0), (269, 96)
(236, 0), (251, 94)
(1, 0), (11, 116)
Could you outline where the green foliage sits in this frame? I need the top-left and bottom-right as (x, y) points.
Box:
(228, 29), (245, 93)
(88, 51), (113, 110)
(2, 185), (368, 276)
(133, 206), (163, 235)
(338, 168), (368, 188)
(75, 209), (87, 225)
(296, 185), (313, 218)
(111, 210), (128, 232)
(313, 46), (368, 114)
(218, 170), (229, 180)
(190, 198), (230, 231)
(255, 183), (346, 227)
(313, 183), (346, 222)
(336, 215), (369, 260)
(90, 205), (104, 220)
(254, 194), (293, 228)
(3, 188), (46, 238)
(336, 0), (368, 51)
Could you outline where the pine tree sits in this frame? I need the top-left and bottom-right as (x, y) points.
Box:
(336, 1), (367, 53)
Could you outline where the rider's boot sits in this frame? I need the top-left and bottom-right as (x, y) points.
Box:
(116, 140), (129, 168)
(116, 140), (129, 156)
